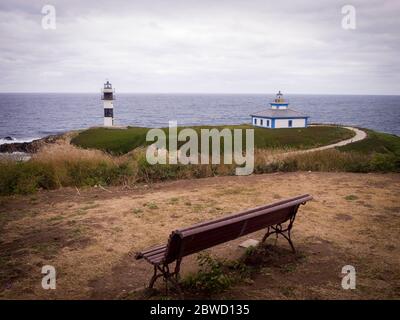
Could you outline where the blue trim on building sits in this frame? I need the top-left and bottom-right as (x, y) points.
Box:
(250, 115), (309, 129)
(251, 115), (309, 119)
(270, 103), (289, 107)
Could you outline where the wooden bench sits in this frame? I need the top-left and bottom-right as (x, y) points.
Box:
(135, 194), (312, 290)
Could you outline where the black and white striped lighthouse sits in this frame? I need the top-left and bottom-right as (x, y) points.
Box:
(101, 80), (115, 126)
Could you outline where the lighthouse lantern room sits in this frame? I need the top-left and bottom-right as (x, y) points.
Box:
(102, 80), (115, 126)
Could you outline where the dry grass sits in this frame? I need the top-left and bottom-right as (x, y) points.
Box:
(0, 172), (399, 299)
(32, 142), (116, 165)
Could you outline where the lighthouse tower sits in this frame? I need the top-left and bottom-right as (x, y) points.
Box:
(102, 80), (115, 126)
(270, 90), (288, 109)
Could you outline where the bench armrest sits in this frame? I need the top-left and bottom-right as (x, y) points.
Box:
(135, 252), (144, 260)
(134, 244), (166, 260)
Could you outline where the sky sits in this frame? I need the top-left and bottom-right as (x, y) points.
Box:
(0, 0), (399, 94)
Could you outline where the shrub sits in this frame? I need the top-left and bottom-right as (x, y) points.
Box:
(0, 161), (58, 195)
(369, 153), (400, 172)
(182, 252), (234, 294)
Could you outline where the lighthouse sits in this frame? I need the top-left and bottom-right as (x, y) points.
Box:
(102, 80), (115, 126)
(250, 91), (309, 129)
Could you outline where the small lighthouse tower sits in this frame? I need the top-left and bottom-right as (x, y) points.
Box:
(102, 80), (115, 126)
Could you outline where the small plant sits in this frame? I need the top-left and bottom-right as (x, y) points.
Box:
(345, 195), (358, 201)
(281, 286), (295, 297)
(81, 204), (100, 210)
(192, 204), (203, 213)
(281, 263), (297, 273)
(132, 208), (143, 214)
(47, 215), (64, 222)
(168, 197), (179, 204)
(182, 252), (234, 294)
(74, 208), (87, 216)
(147, 202), (158, 210)
(244, 246), (257, 257)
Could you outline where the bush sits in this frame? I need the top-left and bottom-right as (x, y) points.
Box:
(182, 253), (234, 294)
(369, 153), (400, 172)
(0, 161), (58, 195)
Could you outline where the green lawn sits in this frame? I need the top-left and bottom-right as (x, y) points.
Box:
(337, 129), (400, 155)
(71, 125), (355, 155)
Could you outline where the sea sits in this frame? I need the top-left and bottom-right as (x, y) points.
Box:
(0, 93), (399, 144)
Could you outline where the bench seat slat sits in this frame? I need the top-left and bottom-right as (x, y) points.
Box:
(135, 245), (167, 260)
(144, 252), (166, 264)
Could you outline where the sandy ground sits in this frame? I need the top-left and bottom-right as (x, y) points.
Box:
(0, 172), (399, 300)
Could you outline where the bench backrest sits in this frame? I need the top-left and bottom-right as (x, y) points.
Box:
(163, 194), (312, 264)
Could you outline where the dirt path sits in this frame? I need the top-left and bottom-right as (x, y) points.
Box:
(0, 172), (399, 300)
(281, 126), (367, 157)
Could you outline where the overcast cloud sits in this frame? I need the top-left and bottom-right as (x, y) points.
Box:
(0, 0), (399, 94)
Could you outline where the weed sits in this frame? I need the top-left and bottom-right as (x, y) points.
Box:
(182, 252), (235, 294)
(132, 208), (143, 214)
(147, 202), (158, 210)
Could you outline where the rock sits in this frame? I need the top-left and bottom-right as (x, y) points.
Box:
(0, 134), (63, 153)
(239, 239), (260, 248)
(3, 136), (13, 141)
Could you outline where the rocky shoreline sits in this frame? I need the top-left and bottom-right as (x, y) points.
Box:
(0, 134), (63, 153)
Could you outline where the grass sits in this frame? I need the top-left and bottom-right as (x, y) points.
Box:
(254, 129), (400, 173)
(71, 125), (354, 155)
(345, 195), (358, 201)
(338, 129), (400, 155)
(71, 127), (150, 155)
(146, 202), (158, 210)
(1, 127), (399, 196)
(132, 208), (143, 214)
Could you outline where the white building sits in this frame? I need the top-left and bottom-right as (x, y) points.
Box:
(102, 80), (115, 126)
(251, 91), (309, 129)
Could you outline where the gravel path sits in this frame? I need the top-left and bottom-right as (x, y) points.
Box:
(282, 126), (367, 156)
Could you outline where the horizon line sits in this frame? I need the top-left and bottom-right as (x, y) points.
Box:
(0, 92), (399, 96)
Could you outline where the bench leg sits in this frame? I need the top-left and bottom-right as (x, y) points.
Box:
(261, 226), (272, 243)
(148, 262), (184, 298)
(149, 265), (163, 288)
(279, 229), (296, 253)
(261, 224), (296, 253)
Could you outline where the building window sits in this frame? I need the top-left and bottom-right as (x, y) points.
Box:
(254, 118), (257, 125)
(267, 120), (270, 127)
(288, 120), (293, 127)
(260, 119), (263, 126)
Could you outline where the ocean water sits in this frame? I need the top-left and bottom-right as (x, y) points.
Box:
(0, 93), (399, 144)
